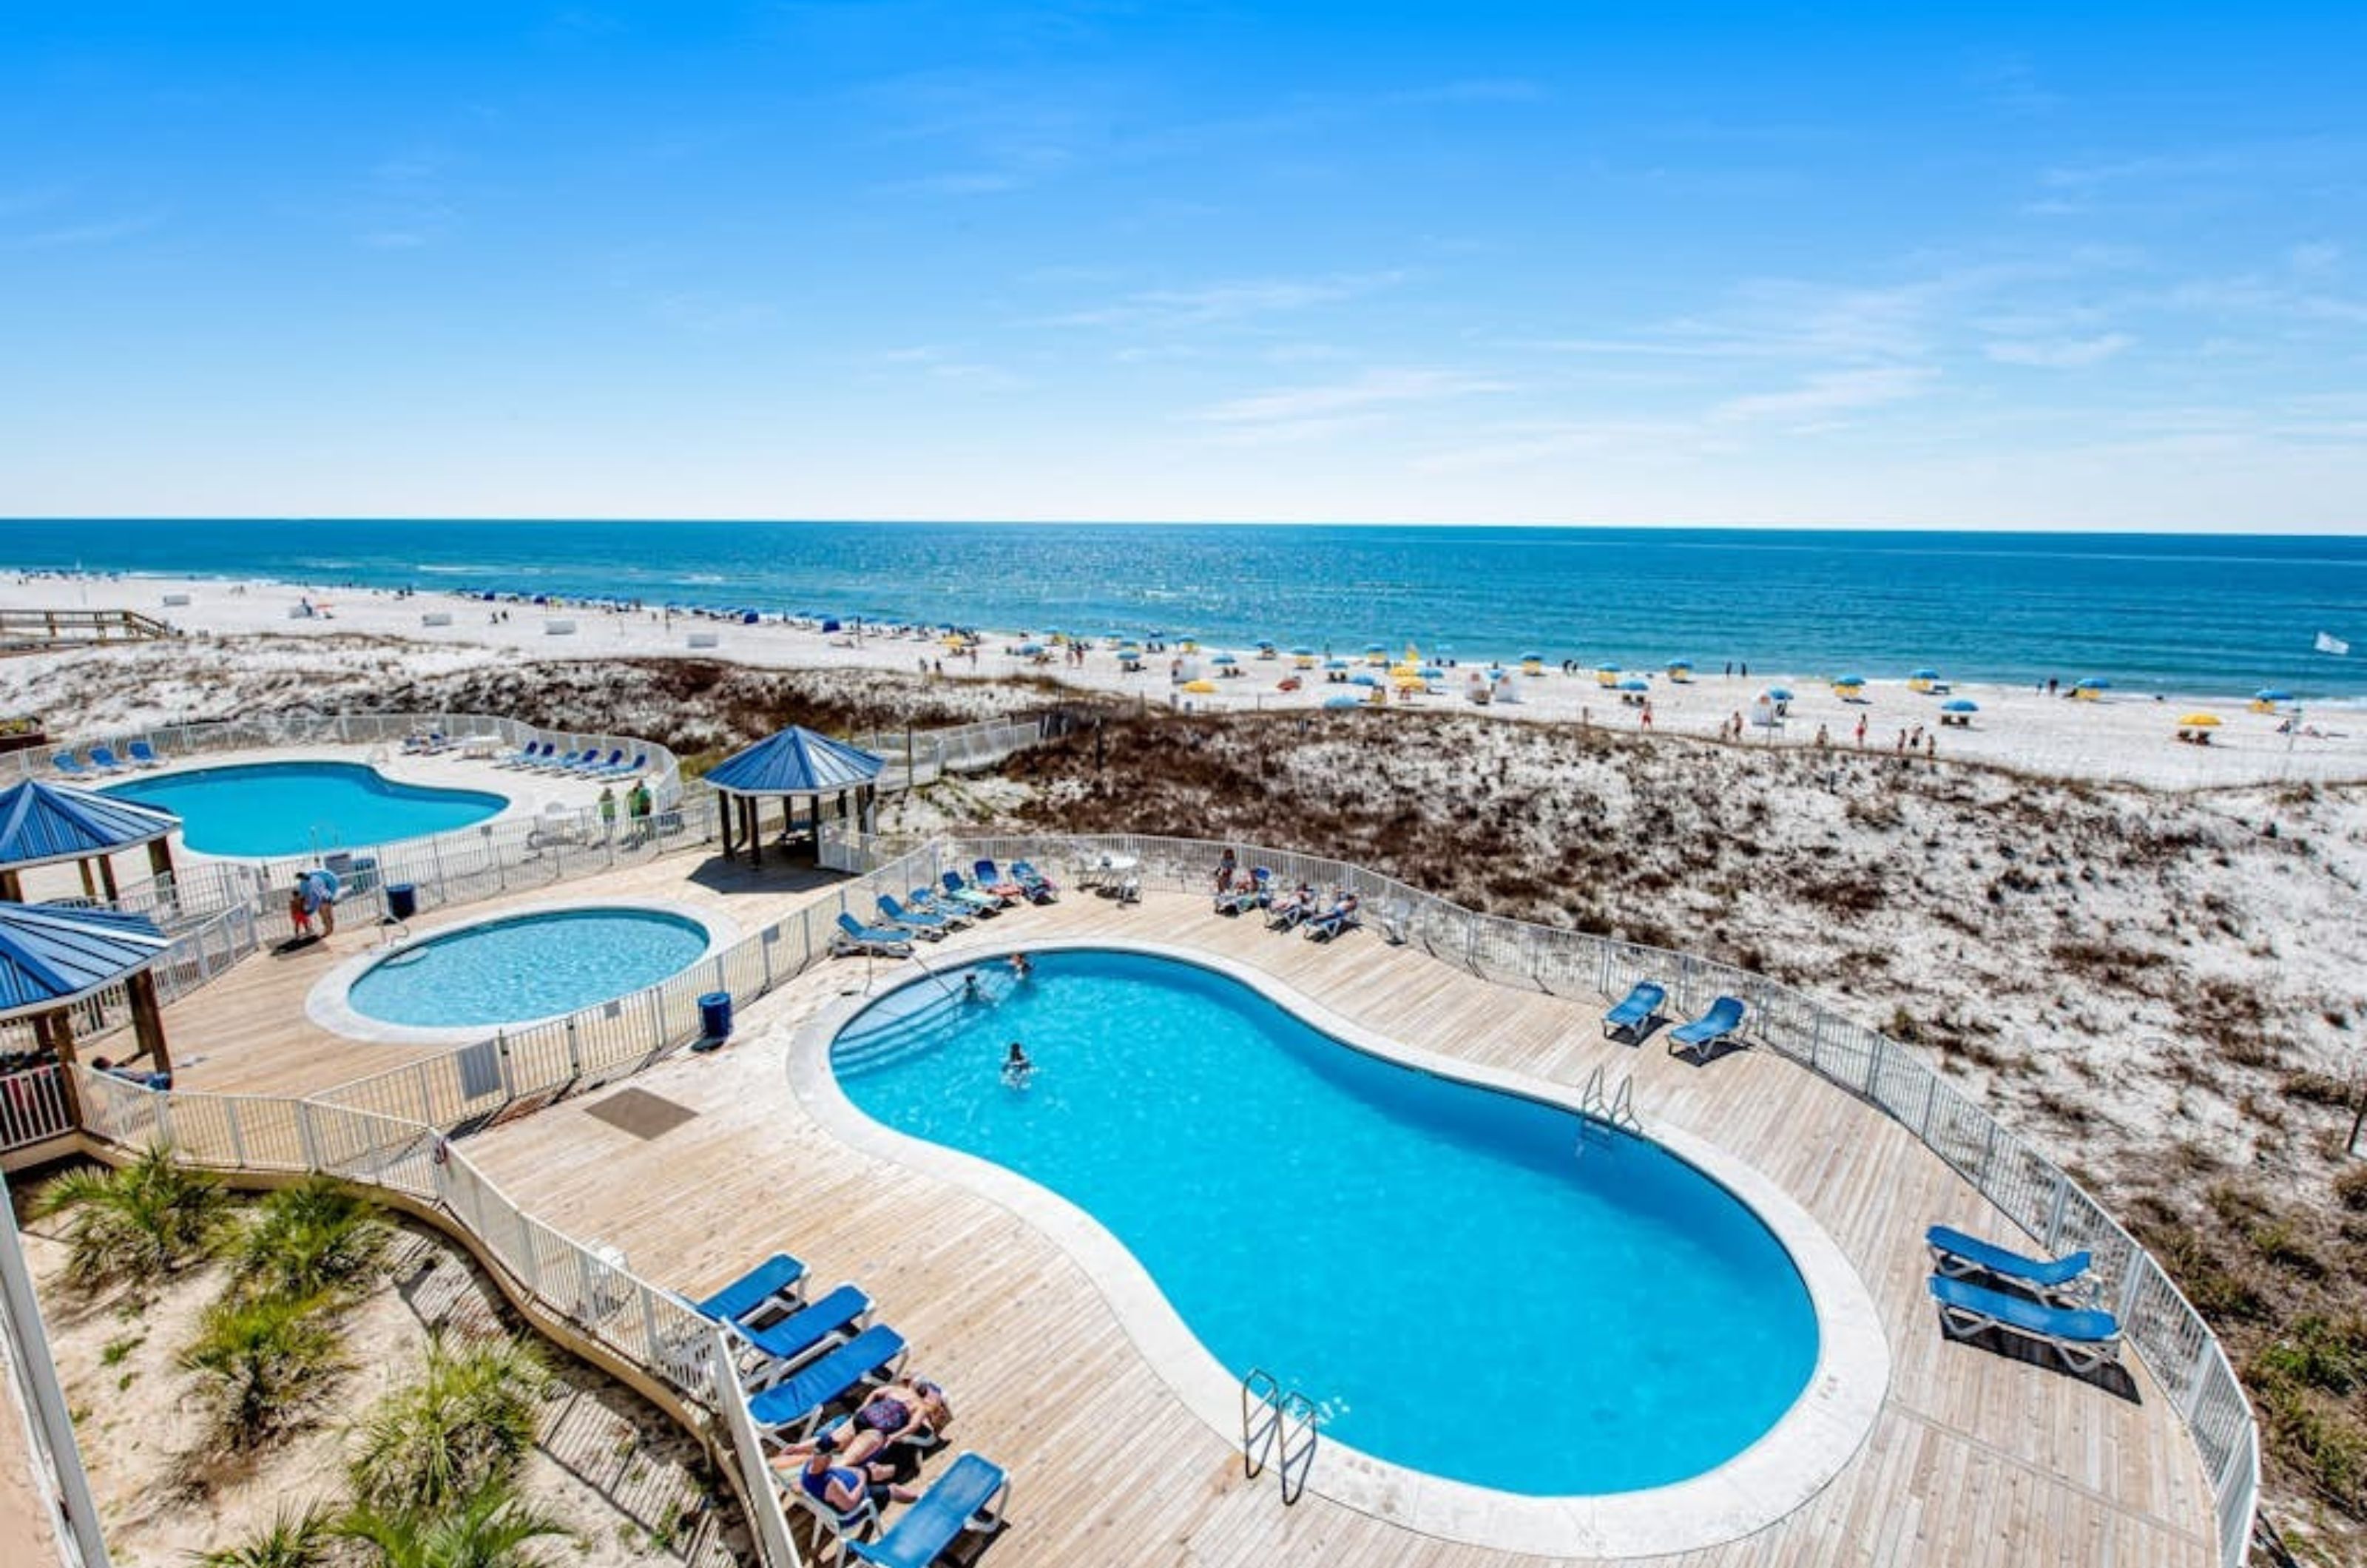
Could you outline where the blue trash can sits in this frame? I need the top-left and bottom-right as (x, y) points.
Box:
(698, 991), (733, 1043)
(385, 882), (419, 922)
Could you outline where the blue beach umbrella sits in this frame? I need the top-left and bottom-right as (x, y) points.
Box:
(2074, 677), (2110, 691)
(1351, 674), (1380, 688)
(1324, 658), (1350, 671)
(1909, 667), (1940, 680)
(1942, 699), (1979, 713)
(1323, 695), (1363, 710)
(1766, 686), (1795, 702)
(1834, 673), (1867, 686)
(2255, 688), (2293, 701)
(1255, 639), (1275, 650)
(1668, 659), (1694, 671)
(1519, 651), (1543, 663)
(1212, 653), (1238, 666)
(1419, 666), (1445, 680)
(1618, 677), (1650, 692)
(1016, 642), (1044, 656)
(1290, 646), (1315, 657)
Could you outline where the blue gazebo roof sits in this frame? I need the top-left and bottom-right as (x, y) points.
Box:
(0, 778), (180, 873)
(703, 726), (885, 797)
(0, 902), (172, 1018)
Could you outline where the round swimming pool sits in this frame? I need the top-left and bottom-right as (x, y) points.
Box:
(344, 907), (712, 1030)
(828, 950), (1823, 1498)
(104, 762), (507, 856)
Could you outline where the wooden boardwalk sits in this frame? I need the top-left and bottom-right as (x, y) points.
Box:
(155, 867), (2218, 1565)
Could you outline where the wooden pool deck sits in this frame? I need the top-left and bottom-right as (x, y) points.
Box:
(159, 871), (2218, 1567)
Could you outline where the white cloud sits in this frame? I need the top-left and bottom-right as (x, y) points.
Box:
(1712, 367), (1939, 425)
(1045, 271), (1408, 329)
(1984, 333), (2134, 368)
(1196, 368), (1508, 427)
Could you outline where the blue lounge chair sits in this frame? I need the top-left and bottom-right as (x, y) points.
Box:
(602, 749), (649, 777)
(732, 1283), (873, 1388)
(939, 871), (1001, 916)
(532, 748), (581, 774)
(1667, 996), (1746, 1057)
(692, 1252), (808, 1326)
(844, 1453), (1010, 1568)
(577, 747), (625, 775)
(50, 752), (86, 775)
(973, 860), (1024, 905)
(86, 745), (127, 773)
(835, 913), (914, 958)
(1927, 1274), (2121, 1373)
(747, 1323), (908, 1438)
(1602, 981), (1667, 1043)
(876, 893), (950, 940)
(502, 740), (551, 769)
(1926, 1226), (2096, 1305)
(1215, 867), (1271, 916)
(1010, 859), (1058, 904)
(126, 739), (165, 768)
(905, 887), (973, 928)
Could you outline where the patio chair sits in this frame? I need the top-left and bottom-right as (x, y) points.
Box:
(876, 893), (950, 941)
(905, 887), (972, 929)
(843, 1453), (1010, 1568)
(1667, 996), (1746, 1058)
(1927, 1274), (2121, 1374)
(1009, 859), (1059, 904)
(50, 752), (88, 775)
(1304, 894), (1362, 942)
(126, 739), (166, 768)
(747, 1324), (909, 1439)
(732, 1283), (874, 1389)
(1925, 1225), (2096, 1306)
(87, 746), (129, 773)
(1602, 981), (1667, 1044)
(689, 1252), (808, 1328)
(834, 913), (915, 958)
(939, 871), (1002, 916)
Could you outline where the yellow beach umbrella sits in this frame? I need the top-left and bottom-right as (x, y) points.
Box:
(2178, 712), (2221, 728)
(1182, 678), (1218, 694)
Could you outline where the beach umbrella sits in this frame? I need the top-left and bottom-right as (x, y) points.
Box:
(1909, 668), (1940, 680)
(1324, 658), (1350, 671)
(1182, 679), (1218, 694)
(1016, 642), (1044, 656)
(2255, 689), (2293, 702)
(1834, 673), (1866, 687)
(1419, 666), (1445, 680)
(1519, 651), (1543, 663)
(1618, 677), (1650, 692)
(1323, 695), (1363, 710)
(2074, 677), (2110, 690)
(1212, 653), (1238, 666)
(1594, 663), (1620, 674)
(1942, 698), (1979, 714)
(1256, 638), (1275, 649)
(2179, 712), (2221, 728)
(1766, 686), (1795, 702)
(1364, 643), (1388, 654)
(1290, 646), (1315, 657)
(1350, 674), (1379, 688)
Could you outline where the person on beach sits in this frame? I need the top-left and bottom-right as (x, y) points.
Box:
(1854, 714), (1868, 748)
(1640, 700), (1653, 730)
(1724, 661), (1733, 677)
(1814, 723), (1829, 748)
(1925, 731), (1937, 760)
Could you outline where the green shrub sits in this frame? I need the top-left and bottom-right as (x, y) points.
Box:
(34, 1146), (225, 1292)
(348, 1338), (547, 1515)
(231, 1177), (391, 1303)
(179, 1293), (347, 1442)
(191, 1501), (337, 1568)
(337, 1480), (572, 1568)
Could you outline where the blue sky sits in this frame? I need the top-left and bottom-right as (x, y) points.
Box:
(3, 2), (2363, 527)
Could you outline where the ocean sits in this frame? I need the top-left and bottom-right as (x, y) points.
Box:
(3, 520), (2362, 700)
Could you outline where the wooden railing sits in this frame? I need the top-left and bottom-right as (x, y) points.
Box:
(0, 608), (178, 647)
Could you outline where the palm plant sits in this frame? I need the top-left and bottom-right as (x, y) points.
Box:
(337, 1482), (573, 1568)
(179, 1291), (348, 1442)
(348, 1337), (548, 1515)
(33, 1145), (226, 1291)
(231, 1176), (392, 1303)
(190, 1501), (337, 1568)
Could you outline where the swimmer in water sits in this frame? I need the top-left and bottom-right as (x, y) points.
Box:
(1002, 1040), (1033, 1088)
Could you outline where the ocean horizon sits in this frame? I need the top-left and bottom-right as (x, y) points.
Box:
(4, 519), (2361, 700)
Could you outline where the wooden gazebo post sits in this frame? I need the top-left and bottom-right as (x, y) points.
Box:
(127, 970), (171, 1075)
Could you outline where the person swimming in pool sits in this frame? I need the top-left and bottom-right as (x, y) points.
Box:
(1002, 1040), (1033, 1088)
(962, 971), (983, 1004)
(1008, 951), (1033, 981)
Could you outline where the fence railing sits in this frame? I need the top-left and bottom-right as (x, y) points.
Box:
(0, 1064), (73, 1152)
(848, 709), (1070, 788)
(310, 842), (945, 1132)
(67, 1067), (804, 1565)
(821, 825), (2259, 1568)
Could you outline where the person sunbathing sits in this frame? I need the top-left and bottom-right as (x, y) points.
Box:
(1306, 891), (1360, 939)
(777, 1379), (953, 1470)
(1266, 883), (1314, 928)
(781, 1430), (918, 1518)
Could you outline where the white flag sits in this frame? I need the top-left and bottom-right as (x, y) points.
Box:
(2317, 631), (2350, 656)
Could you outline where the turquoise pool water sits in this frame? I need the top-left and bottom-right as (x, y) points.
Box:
(104, 761), (507, 856)
(347, 908), (711, 1028)
(830, 951), (1820, 1496)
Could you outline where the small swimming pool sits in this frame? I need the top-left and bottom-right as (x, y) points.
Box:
(828, 950), (1823, 1498)
(104, 761), (507, 856)
(344, 907), (712, 1029)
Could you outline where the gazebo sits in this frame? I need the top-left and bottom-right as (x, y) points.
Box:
(0, 778), (180, 904)
(0, 902), (177, 1114)
(704, 726), (885, 868)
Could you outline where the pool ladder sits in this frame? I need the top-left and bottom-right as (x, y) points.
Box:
(1239, 1369), (1320, 1504)
(1578, 1065), (1642, 1141)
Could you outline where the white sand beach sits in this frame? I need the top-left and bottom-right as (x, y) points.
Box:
(9, 572), (2363, 791)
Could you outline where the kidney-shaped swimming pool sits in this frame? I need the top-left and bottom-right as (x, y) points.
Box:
(828, 949), (1822, 1498)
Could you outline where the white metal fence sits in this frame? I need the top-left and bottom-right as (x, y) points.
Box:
(823, 827), (2260, 1568)
(67, 1067), (805, 1566)
(848, 711), (1067, 788)
(0, 1064), (72, 1152)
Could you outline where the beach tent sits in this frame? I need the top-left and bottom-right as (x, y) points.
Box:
(2249, 689), (2293, 714)
(1667, 660), (1695, 683)
(0, 778), (180, 904)
(0, 900), (178, 1098)
(705, 726), (884, 869)
(2072, 677), (2110, 701)
(1908, 668), (1942, 694)
(1594, 663), (1621, 687)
